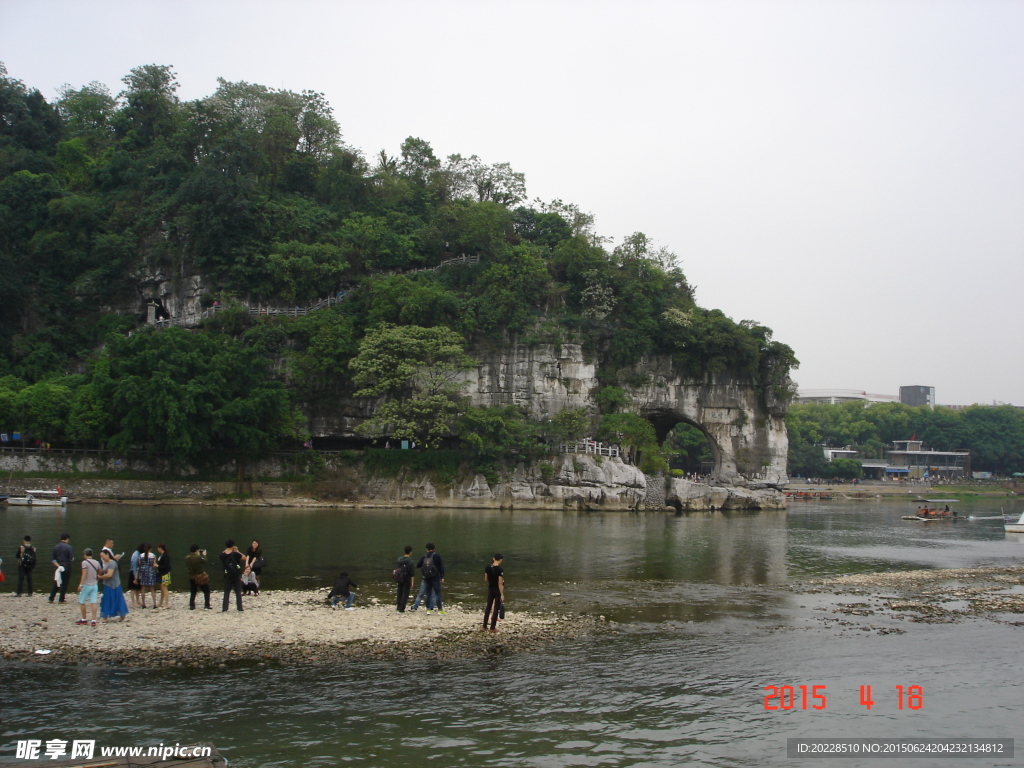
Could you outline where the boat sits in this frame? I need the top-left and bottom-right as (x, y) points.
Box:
(903, 498), (960, 521)
(1005, 511), (1024, 534)
(5, 489), (68, 506)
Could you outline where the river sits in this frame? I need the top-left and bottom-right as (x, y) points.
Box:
(2, 497), (1022, 766)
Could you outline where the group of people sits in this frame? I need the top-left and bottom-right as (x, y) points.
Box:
(9, 533), (130, 624)
(385, 542), (506, 631)
(6, 534), (267, 620)
(8, 534), (506, 631)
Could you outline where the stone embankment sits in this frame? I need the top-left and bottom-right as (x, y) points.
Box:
(0, 592), (594, 668)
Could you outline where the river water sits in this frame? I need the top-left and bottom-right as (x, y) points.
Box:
(2, 497), (1022, 767)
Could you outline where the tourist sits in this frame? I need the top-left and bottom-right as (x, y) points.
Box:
(185, 545), (211, 610)
(127, 543), (145, 607)
(240, 567), (259, 596)
(395, 545), (415, 613)
(410, 543), (445, 614)
(76, 548), (101, 626)
(483, 553), (505, 632)
(100, 539), (123, 563)
(328, 571), (358, 610)
(97, 550), (129, 622)
(136, 543), (158, 608)
(16, 536), (35, 596)
(48, 533), (74, 604)
(156, 544), (172, 608)
(244, 540), (264, 595)
(220, 540), (246, 612)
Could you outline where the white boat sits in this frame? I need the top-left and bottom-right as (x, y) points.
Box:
(1005, 511), (1024, 534)
(5, 489), (68, 506)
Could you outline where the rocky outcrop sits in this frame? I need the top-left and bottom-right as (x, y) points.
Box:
(356, 456), (783, 512)
(458, 341), (789, 487)
(664, 478), (786, 511)
(359, 454), (648, 510)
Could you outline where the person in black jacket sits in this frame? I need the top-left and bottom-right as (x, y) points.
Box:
(48, 533), (74, 603)
(409, 543), (445, 614)
(17, 536), (36, 596)
(395, 545), (415, 613)
(219, 540), (246, 612)
(328, 571), (358, 610)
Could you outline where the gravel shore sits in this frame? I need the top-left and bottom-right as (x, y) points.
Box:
(789, 565), (1024, 626)
(0, 591), (593, 668)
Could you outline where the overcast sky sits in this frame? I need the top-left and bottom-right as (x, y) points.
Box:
(3, 0), (1022, 405)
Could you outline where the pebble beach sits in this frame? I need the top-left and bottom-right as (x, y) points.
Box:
(0, 590), (593, 668)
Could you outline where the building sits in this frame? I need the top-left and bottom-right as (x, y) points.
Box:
(819, 440), (970, 480)
(795, 389), (899, 406)
(823, 448), (858, 461)
(900, 386), (935, 408)
(884, 440), (969, 479)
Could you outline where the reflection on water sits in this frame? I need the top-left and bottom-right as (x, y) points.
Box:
(1, 504), (795, 596)
(2, 498), (1022, 767)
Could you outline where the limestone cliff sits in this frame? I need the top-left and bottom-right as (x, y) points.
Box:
(461, 341), (789, 487)
(310, 340), (790, 488)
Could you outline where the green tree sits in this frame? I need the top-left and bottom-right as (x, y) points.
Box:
(828, 458), (863, 480)
(595, 386), (630, 414)
(456, 405), (541, 461)
(597, 412), (660, 466)
(350, 324), (475, 448)
(101, 328), (292, 461)
(13, 380), (72, 441)
(550, 408), (590, 443)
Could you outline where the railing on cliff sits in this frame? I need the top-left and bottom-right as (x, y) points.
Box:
(149, 254), (481, 330)
(401, 253), (479, 275)
(560, 442), (619, 458)
(151, 292), (349, 330)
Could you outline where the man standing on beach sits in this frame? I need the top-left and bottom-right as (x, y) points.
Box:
(483, 554), (504, 632)
(186, 545), (211, 610)
(395, 545), (415, 613)
(410, 543), (445, 614)
(220, 540), (246, 612)
(16, 536), (36, 596)
(49, 533), (74, 603)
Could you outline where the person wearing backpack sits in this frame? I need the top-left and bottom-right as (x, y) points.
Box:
(394, 545), (416, 613)
(220, 540), (246, 612)
(409, 543), (445, 614)
(16, 535), (36, 596)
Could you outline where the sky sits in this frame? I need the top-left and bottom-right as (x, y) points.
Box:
(2, 0), (1022, 406)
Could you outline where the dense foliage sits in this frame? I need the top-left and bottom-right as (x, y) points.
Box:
(0, 63), (797, 464)
(787, 401), (1024, 476)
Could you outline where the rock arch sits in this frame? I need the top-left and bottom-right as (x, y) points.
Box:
(463, 343), (790, 488)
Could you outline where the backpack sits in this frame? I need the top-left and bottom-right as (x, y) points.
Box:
(20, 545), (36, 569)
(420, 552), (438, 579)
(223, 553), (242, 580)
(393, 560), (413, 582)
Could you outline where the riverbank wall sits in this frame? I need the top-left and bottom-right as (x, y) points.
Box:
(4, 453), (784, 511)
